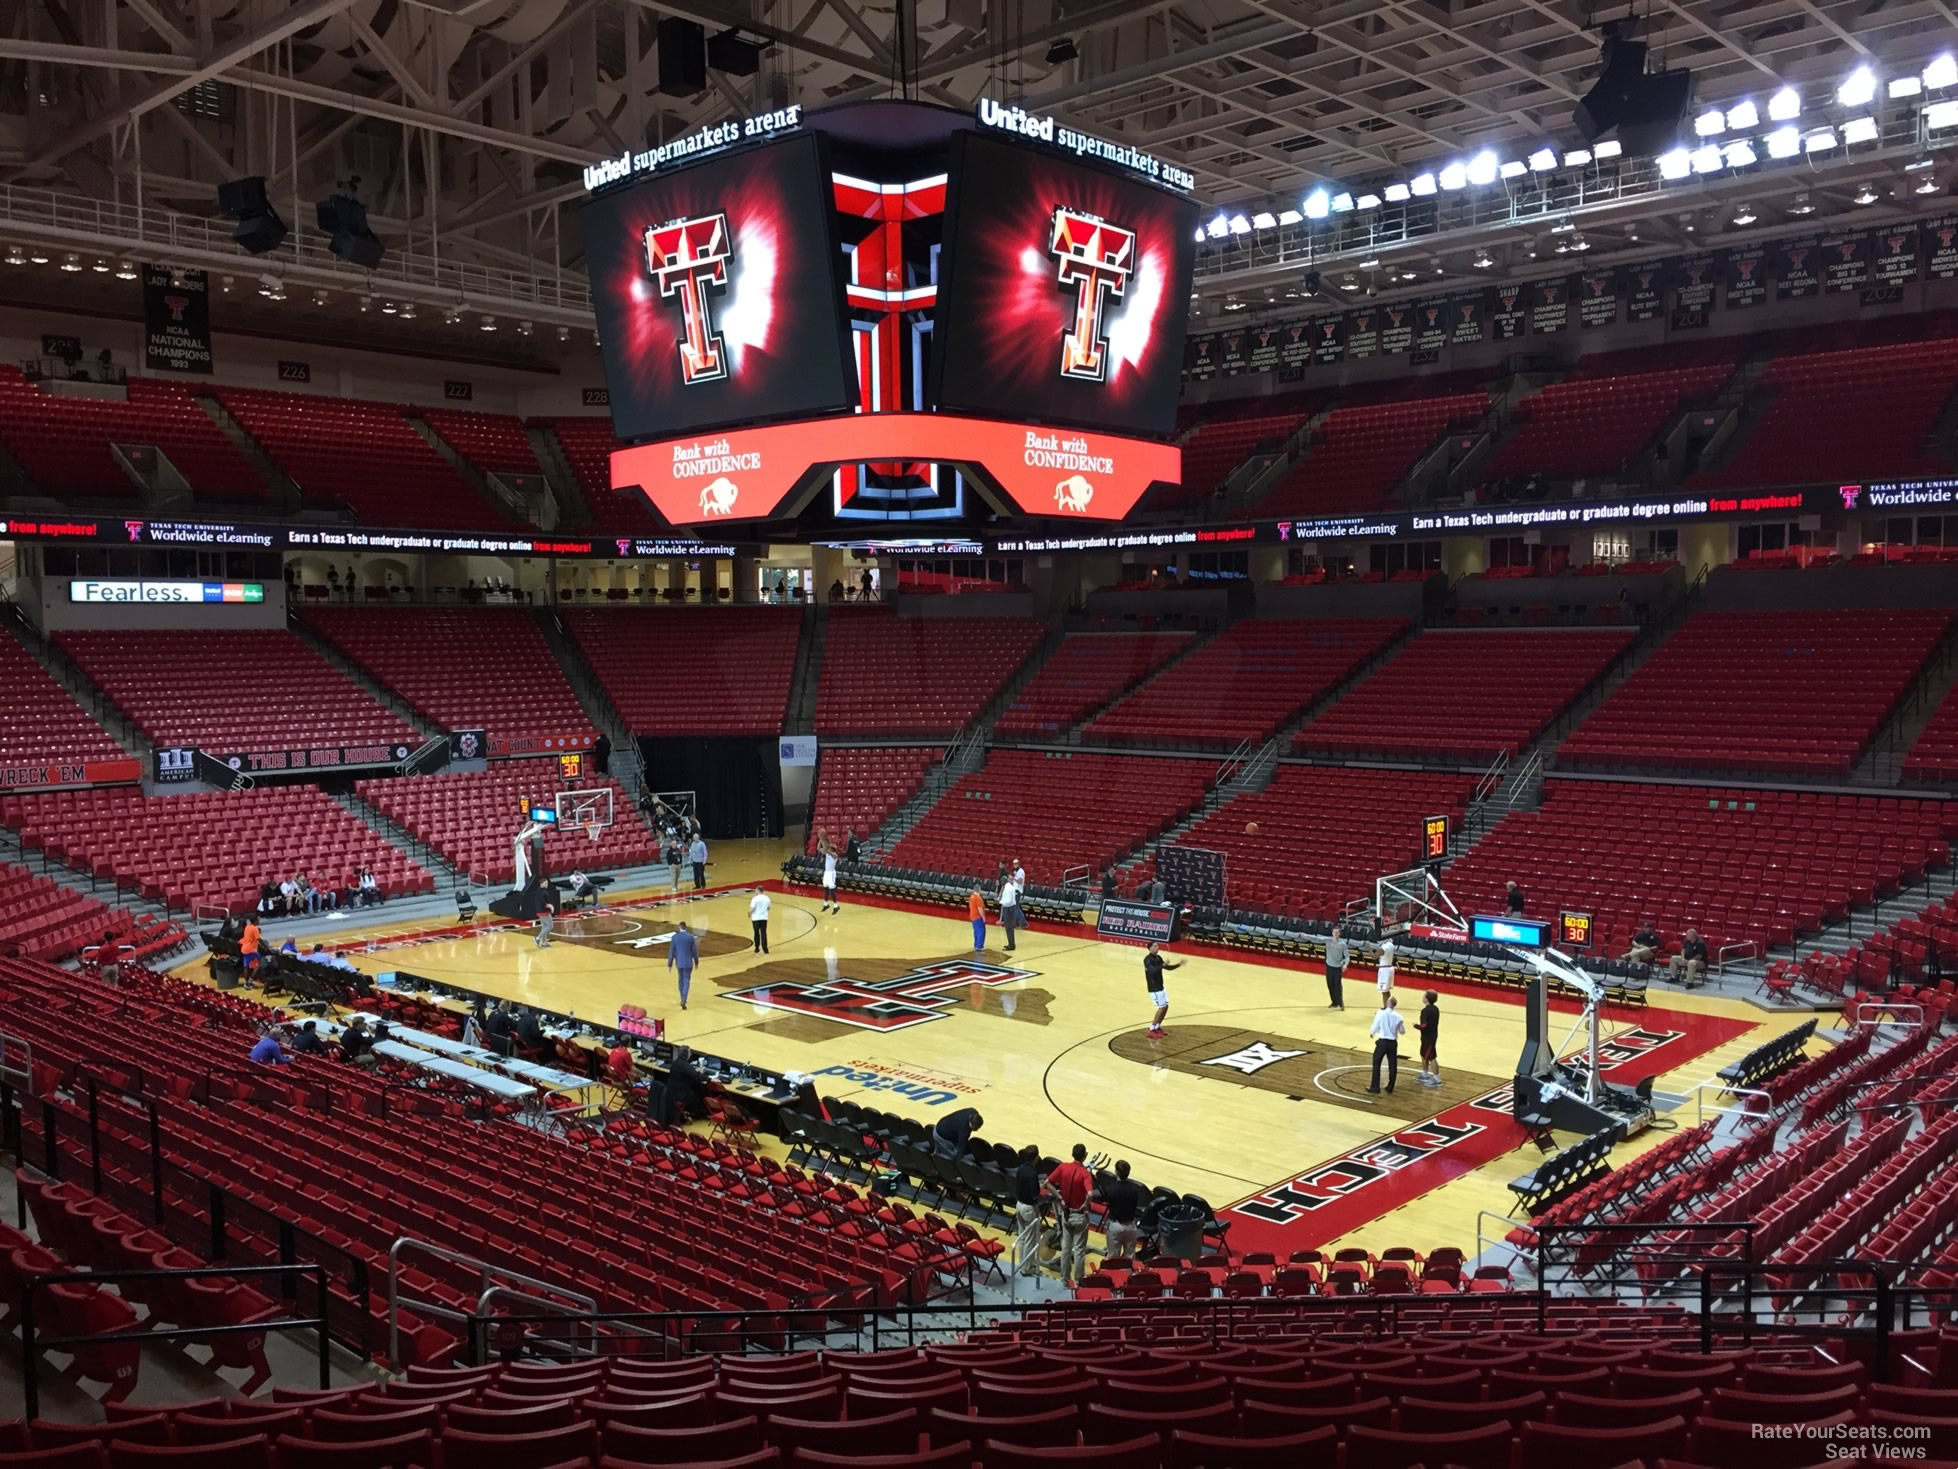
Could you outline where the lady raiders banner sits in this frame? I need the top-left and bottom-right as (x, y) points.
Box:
(1776, 236), (1820, 301)
(1927, 215), (1958, 279)
(1675, 253), (1717, 311)
(1822, 232), (1871, 295)
(1626, 261), (1667, 322)
(1412, 297), (1449, 355)
(1724, 244), (1767, 308)
(1449, 292), (1485, 345)
(1530, 278), (1569, 333)
(142, 264), (213, 373)
(1875, 225), (1920, 285)
(1579, 269), (1619, 328)
(1217, 329), (1250, 376)
(1308, 317), (1343, 365)
(1279, 322), (1315, 368)
(1490, 281), (1530, 339)
(1346, 308), (1380, 359)
(1184, 335), (1218, 380)
(1247, 326), (1282, 374)
(1379, 303), (1414, 356)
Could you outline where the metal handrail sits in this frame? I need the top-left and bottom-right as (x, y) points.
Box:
(1853, 1001), (1928, 1030)
(1715, 939), (1759, 974)
(1683, 1080), (1777, 1127)
(387, 1235), (597, 1369)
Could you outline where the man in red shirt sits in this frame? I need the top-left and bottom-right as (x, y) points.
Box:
(1043, 1142), (1096, 1288)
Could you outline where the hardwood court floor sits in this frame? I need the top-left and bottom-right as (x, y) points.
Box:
(197, 846), (1790, 1259)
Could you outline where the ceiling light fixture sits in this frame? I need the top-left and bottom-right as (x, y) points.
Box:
(1593, 140), (1623, 160)
(480, 314), (497, 332)
(1355, 193), (1381, 210)
(1891, 76), (1924, 99)
(1768, 86), (1801, 121)
(1724, 140), (1758, 168)
(1928, 99), (1958, 129)
(1562, 148), (1592, 167)
(1438, 161), (1468, 190)
(1690, 144), (1723, 174)
(1251, 211), (1277, 230)
(1331, 192), (1355, 212)
(1528, 147), (1557, 172)
(1303, 189), (1330, 219)
(1726, 99), (1760, 130)
(398, 302), (416, 320)
(1467, 151), (1499, 186)
(1853, 183), (1879, 204)
(1277, 209), (1303, 226)
(1694, 109), (1726, 137)
(1804, 126), (1838, 153)
(27, 246), (49, 264)
(1383, 183), (1410, 202)
(1499, 159), (1527, 179)
(1927, 54), (1958, 90)
(1918, 174), (1943, 194)
(1842, 116), (1879, 145)
(1409, 172), (1437, 196)
(1837, 66), (1877, 108)
(90, 258), (109, 273)
(1570, 233), (1590, 252)
(1657, 148), (1691, 180)
(3, 245), (23, 266)
(1731, 202), (1758, 225)
(1788, 192), (1816, 215)
(114, 259), (136, 280)
(59, 253), (82, 272)
(1473, 251), (1494, 268)
(1765, 125), (1802, 158)
(1227, 214), (1251, 234)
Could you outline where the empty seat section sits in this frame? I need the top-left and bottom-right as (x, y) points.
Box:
(536, 416), (662, 532)
(54, 630), (420, 760)
(1159, 395), (1329, 511)
(1561, 609), (1951, 777)
(807, 746), (941, 852)
(0, 785), (434, 914)
(215, 387), (513, 529)
(1442, 778), (1955, 956)
(0, 860), (182, 962)
(1295, 629), (1632, 762)
(888, 750), (1212, 880)
(1086, 618), (1405, 749)
(1692, 334), (1958, 488)
(817, 609), (1042, 737)
(995, 633), (1193, 738)
(357, 759), (654, 882)
(1905, 683), (1958, 785)
(419, 408), (539, 475)
(0, 635), (129, 767)
(565, 608), (800, 736)
(1140, 765), (1476, 918)
(1479, 351), (1734, 487)
(0, 368), (263, 500)
(306, 608), (590, 749)
(1255, 389), (1488, 517)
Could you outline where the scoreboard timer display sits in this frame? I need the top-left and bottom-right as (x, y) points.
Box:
(1558, 910), (1594, 950)
(1422, 814), (1450, 862)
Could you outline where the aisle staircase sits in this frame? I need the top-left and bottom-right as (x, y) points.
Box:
(285, 612), (444, 744)
(530, 608), (651, 818)
(3, 607), (152, 762)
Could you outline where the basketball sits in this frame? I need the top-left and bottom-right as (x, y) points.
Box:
(1246, 822), (1260, 836)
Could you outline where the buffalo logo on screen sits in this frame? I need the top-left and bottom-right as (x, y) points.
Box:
(644, 212), (732, 385)
(698, 475), (740, 516)
(1054, 474), (1095, 512)
(1049, 207), (1135, 383)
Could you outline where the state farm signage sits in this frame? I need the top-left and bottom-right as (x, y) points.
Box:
(612, 415), (1179, 525)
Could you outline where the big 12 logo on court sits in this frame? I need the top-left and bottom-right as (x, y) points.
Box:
(1050, 207), (1135, 383)
(644, 213), (732, 385)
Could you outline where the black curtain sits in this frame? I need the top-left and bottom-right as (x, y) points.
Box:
(639, 737), (782, 839)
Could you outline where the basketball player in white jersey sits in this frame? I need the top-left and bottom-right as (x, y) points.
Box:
(819, 837), (840, 915)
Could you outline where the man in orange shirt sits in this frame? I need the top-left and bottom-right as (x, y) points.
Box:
(1043, 1142), (1096, 1287)
(240, 917), (262, 973)
(967, 888), (986, 952)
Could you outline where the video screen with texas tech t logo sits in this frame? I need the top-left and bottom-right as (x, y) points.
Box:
(930, 131), (1198, 439)
(581, 132), (857, 444)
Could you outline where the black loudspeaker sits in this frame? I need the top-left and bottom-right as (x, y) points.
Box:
(708, 29), (762, 77)
(1572, 26), (1690, 156)
(335, 232), (384, 269)
(234, 211), (288, 255)
(218, 176), (270, 215)
(658, 18), (708, 95)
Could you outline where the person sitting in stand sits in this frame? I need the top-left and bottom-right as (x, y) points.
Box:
(485, 1002), (514, 1057)
(279, 937), (299, 958)
(1624, 920), (1662, 965)
(356, 868), (382, 908)
(249, 1025), (290, 1065)
(277, 876), (303, 916)
(338, 1015), (377, 1066)
(1670, 928), (1710, 988)
(289, 1020), (324, 1055)
(663, 1046), (708, 1123)
(515, 1006), (547, 1054)
(844, 830), (862, 864)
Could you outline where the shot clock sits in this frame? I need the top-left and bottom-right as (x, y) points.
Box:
(1558, 910), (1594, 950)
(1422, 814), (1450, 863)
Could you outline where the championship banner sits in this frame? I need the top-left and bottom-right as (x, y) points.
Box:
(1926, 215), (1958, 279)
(611, 414), (1181, 525)
(1379, 304), (1414, 356)
(1626, 261), (1666, 322)
(1246, 326), (1281, 375)
(1490, 281), (1530, 339)
(1530, 278), (1569, 334)
(1578, 269), (1619, 329)
(1275, 321), (1312, 370)
(1725, 244), (1767, 308)
(142, 264), (212, 374)
(1412, 297), (1450, 355)
(218, 742), (415, 776)
(0, 757), (143, 792)
(1217, 329), (1249, 376)
(1307, 317), (1343, 366)
(1346, 308), (1380, 359)
(1449, 292), (1485, 346)
(1822, 232), (1871, 295)
(1875, 224), (1920, 286)
(1184, 334), (1218, 381)
(1675, 253), (1717, 310)
(1776, 235), (1820, 301)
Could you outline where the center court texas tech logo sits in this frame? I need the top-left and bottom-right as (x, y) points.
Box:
(1050, 207), (1135, 382)
(722, 958), (1037, 1032)
(645, 212), (732, 385)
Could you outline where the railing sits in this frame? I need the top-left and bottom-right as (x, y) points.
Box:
(1471, 747), (1510, 806)
(20, 1262), (332, 1420)
(1213, 738), (1252, 793)
(1061, 864), (1093, 889)
(388, 1237), (600, 1369)
(397, 735), (452, 777)
(1682, 1080), (1776, 1127)
(1715, 939), (1760, 975)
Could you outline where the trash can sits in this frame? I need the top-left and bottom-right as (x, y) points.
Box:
(1155, 1202), (1206, 1262)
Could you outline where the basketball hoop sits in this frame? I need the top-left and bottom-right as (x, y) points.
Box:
(586, 824), (602, 844)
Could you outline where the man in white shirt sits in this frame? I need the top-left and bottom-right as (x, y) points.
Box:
(749, 889), (772, 954)
(998, 874), (1022, 952)
(1011, 858), (1026, 890)
(1368, 995), (1405, 1095)
(278, 877), (301, 916)
(820, 840), (840, 915)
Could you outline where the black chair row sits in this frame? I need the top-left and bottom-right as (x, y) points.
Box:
(1718, 1017), (1819, 1093)
(1509, 1128), (1616, 1216)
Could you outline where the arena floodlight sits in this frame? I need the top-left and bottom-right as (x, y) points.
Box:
(1355, 193), (1382, 209)
(1765, 125), (1802, 158)
(1837, 66), (1877, 108)
(1593, 140), (1623, 159)
(1528, 147), (1558, 171)
(1206, 212), (1229, 237)
(1331, 192), (1355, 212)
(1466, 150), (1499, 185)
(1926, 54), (1958, 90)
(1499, 159), (1527, 179)
(1804, 126), (1838, 153)
(1277, 208), (1304, 225)
(1689, 144), (1722, 173)
(1724, 139), (1758, 167)
(1251, 211), (1277, 229)
(1409, 172), (1437, 196)
(1725, 99), (1759, 130)
(1657, 147), (1692, 179)
(1303, 188), (1331, 219)
(1768, 86), (1801, 121)
(1562, 148), (1592, 167)
(1694, 108), (1726, 137)
(1227, 213), (1251, 234)
(1383, 183), (1411, 202)
(1438, 161), (1468, 190)
(1842, 115), (1880, 145)
(1928, 99), (1958, 129)
(1891, 76), (1924, 99)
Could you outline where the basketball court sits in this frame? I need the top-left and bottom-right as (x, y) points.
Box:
(181, 837), (1780, 1260)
